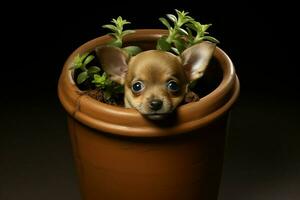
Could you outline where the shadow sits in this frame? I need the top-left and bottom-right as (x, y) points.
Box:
(142, 110), (180, 128)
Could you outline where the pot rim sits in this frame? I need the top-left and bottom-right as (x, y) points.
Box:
(58, 29), (240, 137)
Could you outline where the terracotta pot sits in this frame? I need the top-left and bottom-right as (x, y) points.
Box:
(58, 29), (239, 200)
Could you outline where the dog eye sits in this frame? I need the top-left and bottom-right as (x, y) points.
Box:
(167, 80), (180, 92)
(132, 81), (145, 93)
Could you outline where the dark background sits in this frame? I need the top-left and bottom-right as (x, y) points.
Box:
(1, 1), (299, 200)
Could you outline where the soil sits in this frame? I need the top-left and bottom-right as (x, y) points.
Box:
(85, 88), (124, 107)
(85, 88), (199, 106)
(75, 51), (222, 107)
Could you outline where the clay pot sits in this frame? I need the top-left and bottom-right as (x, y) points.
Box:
(58, 29), (239, 200)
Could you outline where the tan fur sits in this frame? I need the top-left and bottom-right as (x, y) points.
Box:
(124, 50), (188, 119)
(96, 42), (216, 120)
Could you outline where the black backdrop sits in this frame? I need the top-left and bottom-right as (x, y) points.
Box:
(1, 1), (299, 200)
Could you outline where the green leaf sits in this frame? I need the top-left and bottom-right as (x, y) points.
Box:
(79, 52), (89, 63)
(72, 62), (82, 69)
(92, 74), (100, 80)
(103, 16), (133, 48)
(155, 9), (219, 54)
(166, 14), (177, 23)
(173, 39), (186, 53)
(202, 24), (212, 32)
(87, 66), (100, 74)
(185, 31), (195, 47)
(202, 36), (220, 43)
(108, 33), (118, 39)
(185, 23), (197, 32)
(107, 39), (122, 48)
(175, 9), (188, 19)
(114, 85), (124, 93)
(123, 46), (142, 57)
(121, 30), (135, 37)
(178, 27), (188, 35)
(92, 73), (112, 89)
(116, 16), (130, 26)
(77, 71), (88, 84)
(73, 54), (81, 64)
(159, 17), (171, 29)
(171, 47), (180, 55)
(175, 10), (193, 26)
(186, 27), (194, 39)
(83, 55), (95, 65)
(102, 24), (118, 32)
(192, 37), (204, 45)
(110, 16), (131, 32)
(72, 53), (86, 69)
(112, 18), (118, 25)
(156, 36), (171, 51)
(92, 74), (106, 88)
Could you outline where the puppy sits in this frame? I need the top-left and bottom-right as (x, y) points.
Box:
(96, 41), (216, 120)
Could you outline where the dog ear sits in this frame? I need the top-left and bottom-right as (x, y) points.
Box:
(181, 41), (216, 82)
(95, 46), (129, 85)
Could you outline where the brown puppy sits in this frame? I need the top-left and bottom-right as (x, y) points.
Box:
(96, 41), (216, 120)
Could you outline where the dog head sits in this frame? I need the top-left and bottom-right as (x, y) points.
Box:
(96, 41), (216, 120)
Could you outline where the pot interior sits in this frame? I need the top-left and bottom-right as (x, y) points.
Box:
(73, 39), (223, 101)
(123, 40), (223, 99)
(59, 30), (239, 136)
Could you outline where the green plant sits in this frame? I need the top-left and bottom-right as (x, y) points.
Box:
(70, 52), (124, 102)
(186, 20), (219, 46)
(157, 9), (219, 54)
(102, 16), (134, 48)
(70, 12), (219, 104)
(92, 73), (124, 100)
(70, 52), (100, 84)
(70, 16), (141, 102)
(102, 16), (142, 56)
(157, 10), (193, 54)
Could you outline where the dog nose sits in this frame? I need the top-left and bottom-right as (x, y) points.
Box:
(149, 99), (163, 111)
